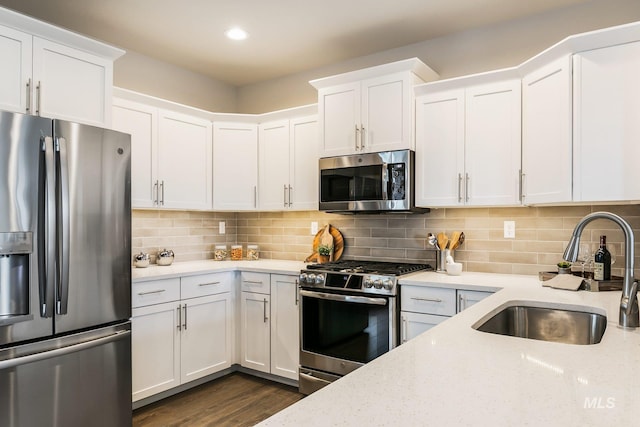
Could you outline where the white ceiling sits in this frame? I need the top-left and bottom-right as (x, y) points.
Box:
(0, 0), (591, 86)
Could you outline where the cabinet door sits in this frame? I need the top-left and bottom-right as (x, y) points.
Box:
(362, 72), (413, 153)
(112, 98), (158, 208)
(318, 81), (360, 157)
(131, 301), (180, 402)
(258, 120), (290, 210)
(32, 37), (111, 126)
(400, 311), (449, 343)
(456, 290), (492, 312)
(270, 275), (299, 380)
(158, 109), (213, 209)
(213, 122), (258, 210)
(465, 79), (521, 206)
(415, 89), (465, 207)
(180, 294), (232, 383)
(290, 115), (319, 210)
(573, 41), (640, 202)
(0, 24), (31, 114)
(522, 56), (573, 204)
(240, 291), (271, 373)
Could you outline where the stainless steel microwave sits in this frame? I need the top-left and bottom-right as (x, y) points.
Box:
(319, 149), (427, 213)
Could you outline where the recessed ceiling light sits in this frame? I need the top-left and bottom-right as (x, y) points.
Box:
(225, 27), (248, 41)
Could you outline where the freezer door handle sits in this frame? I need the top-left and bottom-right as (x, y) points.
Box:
(0, 330), (130, 370)
(56, 137), (70, 315)
(38, 136), (56, 318)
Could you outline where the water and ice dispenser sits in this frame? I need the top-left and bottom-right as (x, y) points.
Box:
(0, 232), (32, 317)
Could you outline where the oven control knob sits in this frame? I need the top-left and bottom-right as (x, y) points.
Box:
(307, 273), (316, 284)
(299, 273), (308, 284)
(373, 279), (383, 289)
(363, 278), (373, 288)
(382, 279), (393, 290)
(315, 274), (325, 285)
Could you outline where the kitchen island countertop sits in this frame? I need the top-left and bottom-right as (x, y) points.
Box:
(258, 270), (640, 426)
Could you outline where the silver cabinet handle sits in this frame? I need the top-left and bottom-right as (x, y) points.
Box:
(465, 173), (470, 203)
(26, 78), (31, 114)
(411, 297), (443, 303)
(401, 315), (408, 344)
(457, 173), (463, 203)
(159, 180), (165, 206)
(520, 170), (526, 202)
(177, 304), (182, 330)
(35, 81), (41, 116)
(243, 280), (264, 285)
(183, 303), (188, 330)
(360, 125), (365, 150)
(153, 180), (159, 206)
(138, 289), (166, 296)
(263, 298), (268, 323)
(295, 280), (299, 306)
(198, 282), (220, 287)
(288, 185), (293, 207)
(284, 184), (288, 208)
(254, 186), (257, 208)
(457, 293), (463, 312)
(354, 124), (360, 151)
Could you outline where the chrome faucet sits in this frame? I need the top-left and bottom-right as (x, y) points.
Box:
(563, 211), (638, 329)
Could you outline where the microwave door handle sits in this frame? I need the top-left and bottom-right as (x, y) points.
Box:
(56, 137), (70, 315)
(381, 163), (389, 200)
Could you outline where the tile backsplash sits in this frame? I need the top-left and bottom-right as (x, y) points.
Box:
(133, 205), (640, 277)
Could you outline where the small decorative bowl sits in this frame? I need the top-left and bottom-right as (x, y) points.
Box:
(133, 252), (150, 268)
(157, 249), (175, 266)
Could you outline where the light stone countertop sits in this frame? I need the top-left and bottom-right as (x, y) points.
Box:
(133, 260), (640, 425)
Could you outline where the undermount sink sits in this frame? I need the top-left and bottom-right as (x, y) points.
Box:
(472, 301), (607, 345)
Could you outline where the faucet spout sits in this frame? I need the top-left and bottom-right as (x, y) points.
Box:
(563, 211), (638, 329)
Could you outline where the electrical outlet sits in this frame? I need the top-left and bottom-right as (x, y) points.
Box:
(311, 221), (318, 235)
(219, 221), (226, 235)
(504, 221), (515, 239)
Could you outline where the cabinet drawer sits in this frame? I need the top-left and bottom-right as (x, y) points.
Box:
(181, 272), (232, 299)
(400, 285), (456, 316)
(241, 272), (270, 294)
(132, 278), (180, 308)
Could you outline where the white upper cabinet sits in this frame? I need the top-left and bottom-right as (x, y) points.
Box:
(572, 40), (640, 202)
(258, 115), (318, 211)
(213, 122), (258, 210)
(415, 70), (522, 207)
(521, 56), (573, 205)
(112, 95), (212, 210)
(311, 58), (438, 157)
(0, 8), (123, 126)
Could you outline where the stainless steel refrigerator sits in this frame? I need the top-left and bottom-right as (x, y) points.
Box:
(0, 111), (132, 426)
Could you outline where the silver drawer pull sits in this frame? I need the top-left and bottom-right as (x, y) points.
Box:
(198, 282), (221, 287)
(411, 297), (443, 303)
(244, 280), (264, 284)
(138, 289), (166, 296)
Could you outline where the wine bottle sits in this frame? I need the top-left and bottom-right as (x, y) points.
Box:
(593, 235), (611, 281)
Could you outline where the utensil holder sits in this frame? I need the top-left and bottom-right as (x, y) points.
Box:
(436, 249), (450, 273)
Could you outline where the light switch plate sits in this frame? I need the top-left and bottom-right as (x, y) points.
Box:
(311, 221), (318, 235)
(504, 221), (515, 239)
(219, 221), (226, 235)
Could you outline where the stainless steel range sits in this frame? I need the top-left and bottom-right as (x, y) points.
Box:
(298, 260), (431, 394)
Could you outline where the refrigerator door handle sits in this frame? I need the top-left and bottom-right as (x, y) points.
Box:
(56, 137), (70, 315)
(38, 136), (56, 318)
(0, 330), (131, 370)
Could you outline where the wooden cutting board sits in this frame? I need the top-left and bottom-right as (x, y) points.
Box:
(304, 225), (344, 262)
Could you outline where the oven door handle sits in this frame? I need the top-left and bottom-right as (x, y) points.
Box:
(299, 289), (388, 306)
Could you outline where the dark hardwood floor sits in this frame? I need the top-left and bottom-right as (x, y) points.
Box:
(133, 372), (305, 427)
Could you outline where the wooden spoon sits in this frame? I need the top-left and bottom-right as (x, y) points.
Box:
(436, 232), (449, 251)
(449, 231), (461, 251)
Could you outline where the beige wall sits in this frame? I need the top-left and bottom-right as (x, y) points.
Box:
(133, 205), (640, 279)
(114, 50), (238, 112)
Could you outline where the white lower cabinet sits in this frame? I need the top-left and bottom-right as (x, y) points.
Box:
(400, 311), (449, 343)
(240, 272), (300, 380)
(457, 289), (493, 312)
(131, 273), (233, 402)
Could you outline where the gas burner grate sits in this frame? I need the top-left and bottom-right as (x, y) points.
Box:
(306, 260), (432, 276)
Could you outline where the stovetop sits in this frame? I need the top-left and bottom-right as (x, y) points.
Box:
(305, 260), (432, 276)
(300, 260), (432, 296)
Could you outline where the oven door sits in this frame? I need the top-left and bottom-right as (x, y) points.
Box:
(299, 289), (396, 377)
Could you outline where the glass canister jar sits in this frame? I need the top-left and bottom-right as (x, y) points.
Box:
(230, 244), (243, 261)
(247, 244), (259, 260)
(213, 244), (227, 261)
